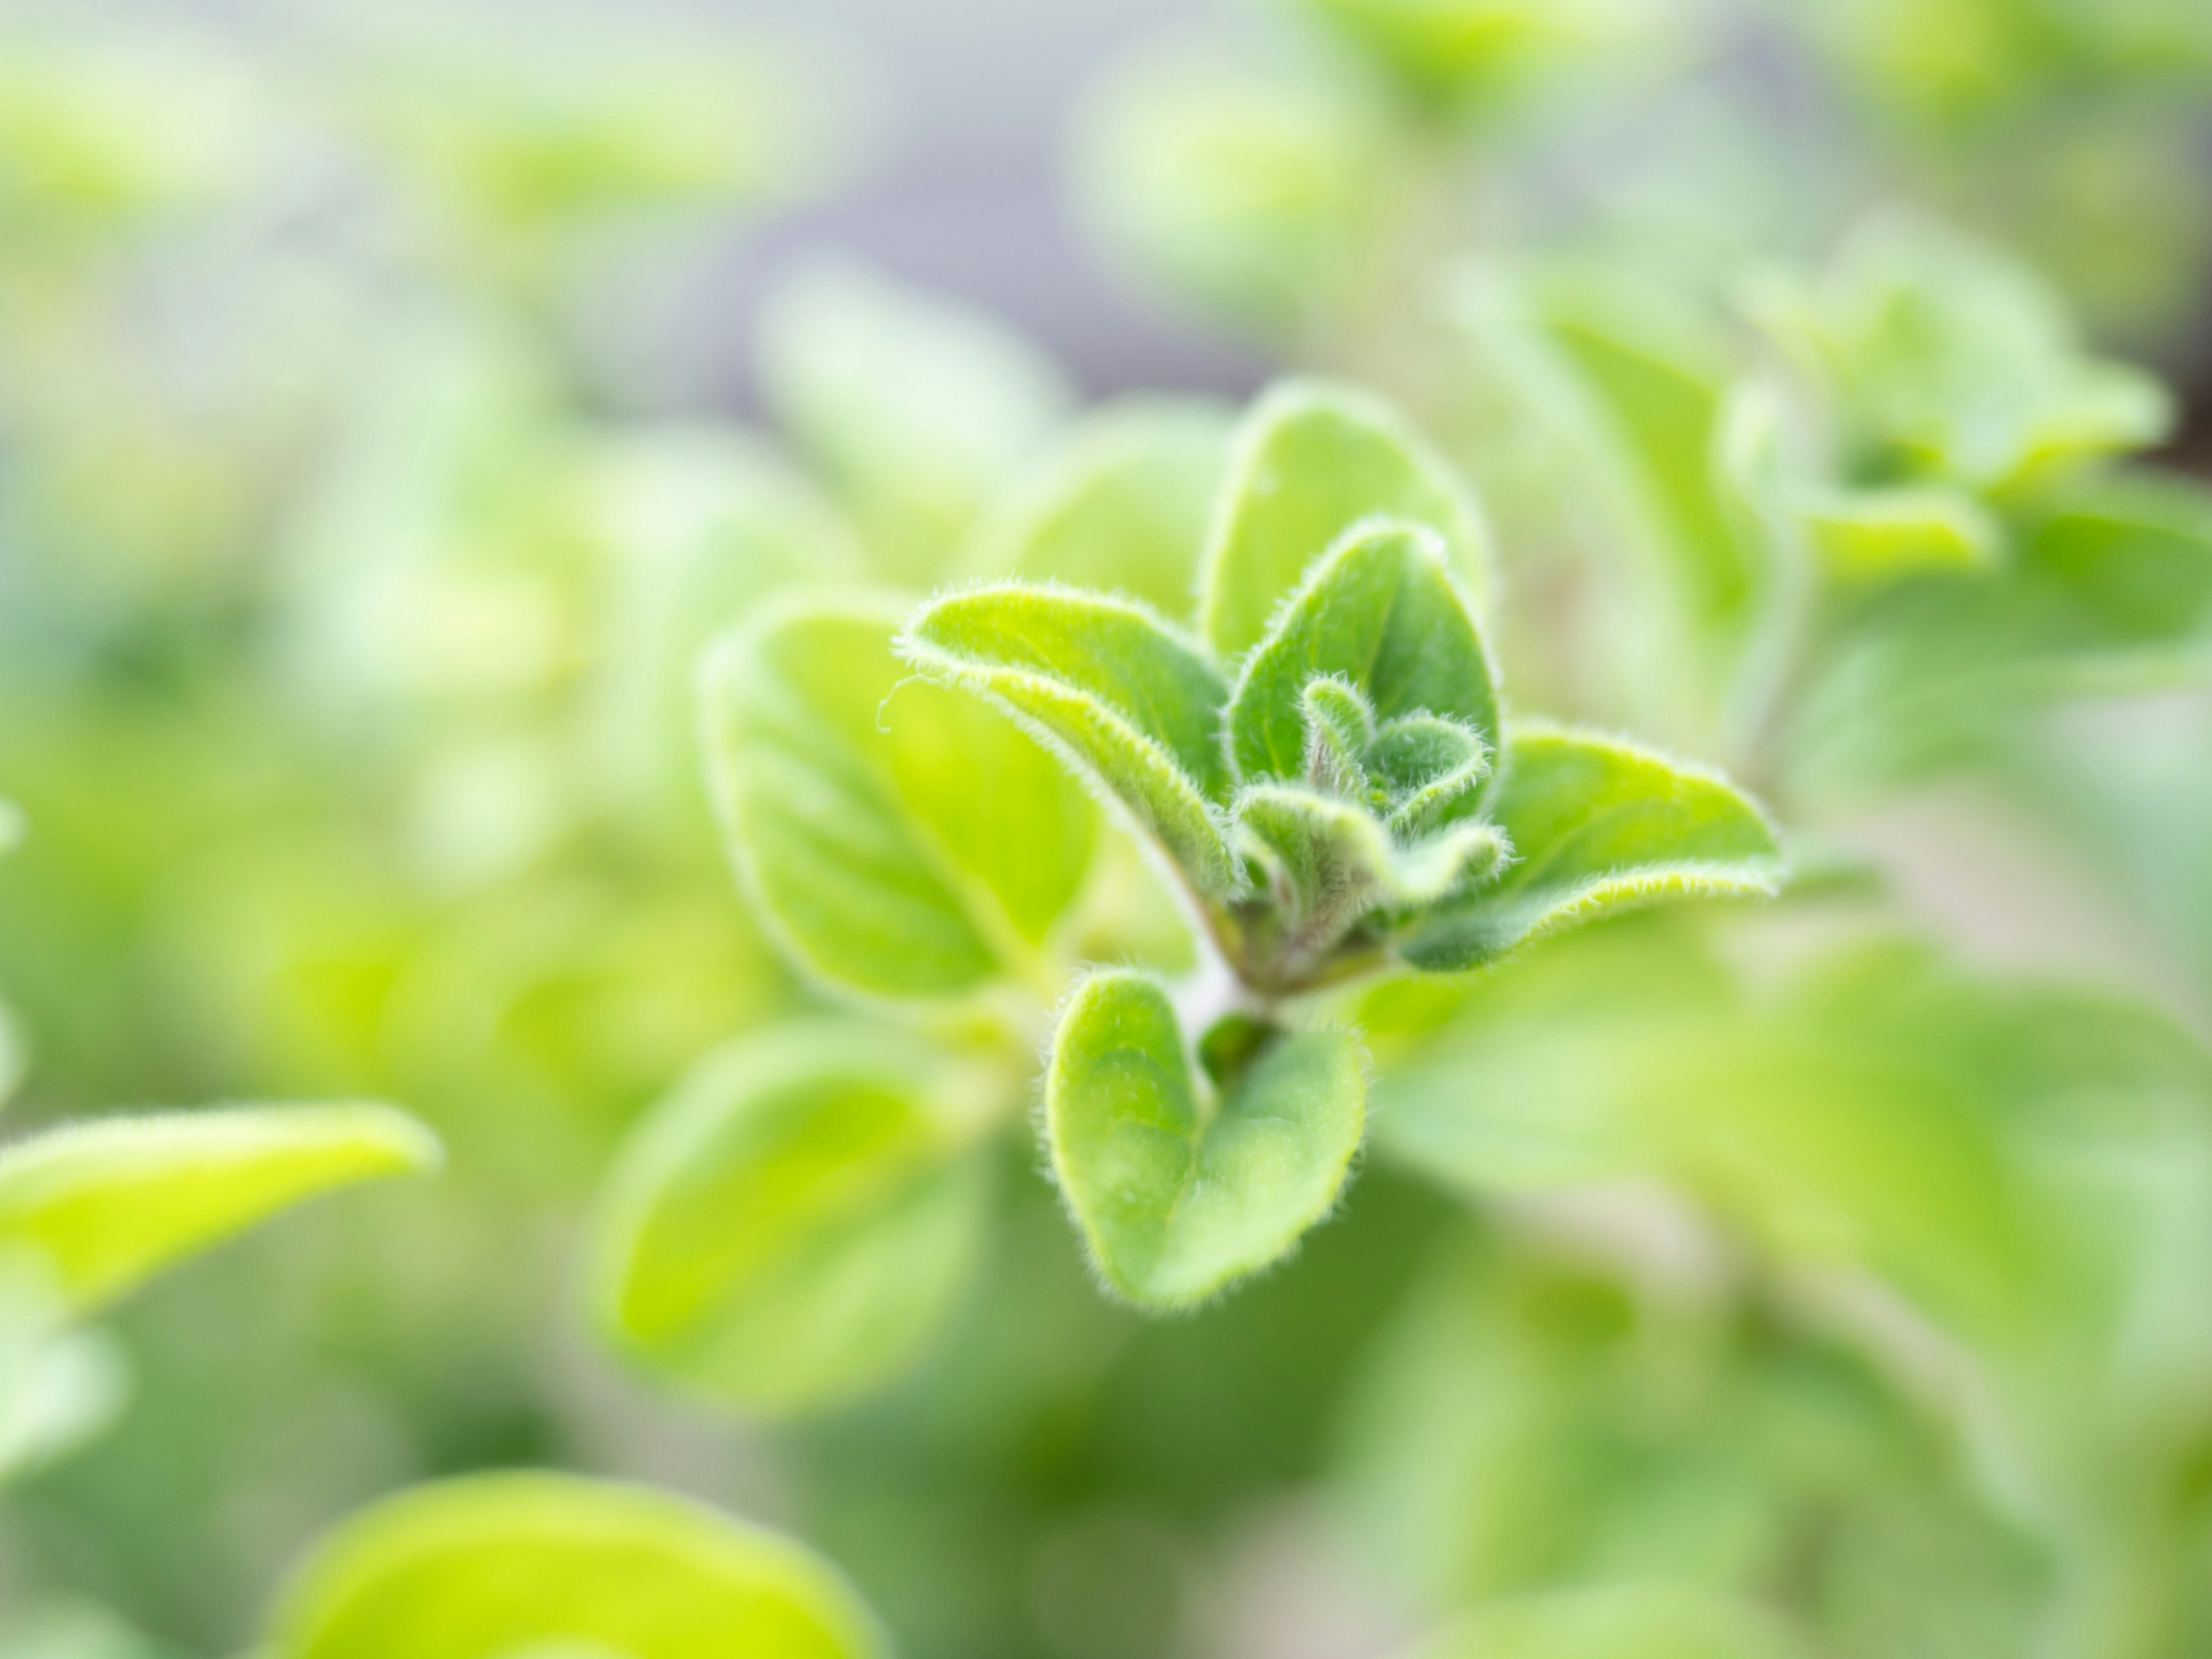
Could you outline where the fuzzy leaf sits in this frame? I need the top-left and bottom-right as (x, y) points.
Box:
(1046, 969), (1365, 1307)
(1201, 380), (1488, 661)
(0, 1105), (440, 1317)
(1226, 520), (1498, 788)
(900, 584), (1239, 895)
(967, 396), (1233, 617)
(589, 1024), (988, 1418)
(702, 596), (1094, 1001)
(1402, 729), (1781, 971)
(264, 1472), (886, 1659)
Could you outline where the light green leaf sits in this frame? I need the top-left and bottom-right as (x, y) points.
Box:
(965, 396), (1233, 618)
(264, 1472), (886, 1659)
(1416, 1584), (1810, 1659)
(0, 1104), (440, 1317)
(1300, 0), (1659, 111)
(1045, 969), (1365, 1308)
(589, 1022), (990, 1418)
(899, 584), (1238, 895)
(1071, 46), (1397, 339)
(1225, 520), (1498, 786)
(2020, 470), (2212, 671)
(1200, 379), (1490, 661)
(0, 799), (22, 854)
(1401, 728), (1781, 971)
(757, 257), (1073, 585)
(702, 594), (1095, 1001)
(1794, 484), (2000, 579)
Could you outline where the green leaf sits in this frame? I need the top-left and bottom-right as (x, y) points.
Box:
(1416, 1584), (1810, 1659)
(1794, 484), (2000, 579)
(702, 594), (1095, 1001)
(1070, 47), (1398, 338)
(756, 258), (1073, 585)
(965, 396), (1233, 618)
(1225, 519), (1498, 787)
(1401, 728), (1781, 971)
(589, 1022), (990, 1418)
(899, 584), (1238, 895)
(0, 800), (22, 854)
(264, 1471), (887, 1659)
(0, 1105), (440, 1318)
(1045, 969), (1365, 1308)
(1200, 380), (1490, 661)
(2020, 470), (2212, 670)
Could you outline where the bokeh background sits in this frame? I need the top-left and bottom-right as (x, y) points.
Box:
(3, 1), (2211, 1656)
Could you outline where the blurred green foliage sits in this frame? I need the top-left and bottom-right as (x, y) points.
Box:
(1, 2), (2211, 1658)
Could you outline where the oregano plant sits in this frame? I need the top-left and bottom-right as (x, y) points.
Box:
(592, 375), (1779, 1404)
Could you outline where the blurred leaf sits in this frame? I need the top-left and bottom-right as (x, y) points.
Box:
(1340, 1225), (2051, 1649)
(1417, 1582), (1810, 1659)
(1202, 378), (1490, 660)
(964, 395), (1233, 618)
(2017, 470), (2212, 675)
(1296, 0), (1663, 113)
(757, 259), (1074, 585)
(1401, 729), (1781, 971)
(1072, 42), (1399, 338)
(900, 584), (1237, 896)
(583, 425), (863, 827)
(1794, 484), (2000, 579)
(1744, 220), (2172, 502)
(264, 1471), (887, 1659)
(1045, 969), (1365, 1307)
(0, 1599), (168, 1659)
(702, 595), (1095, 1001)
(1225, 519), (1498, 785)
(590, 1022), (992, 1418)
(0, 1104), (440, 1317)
(0, 1272), (129, 1483)
(1539, 275), (1763, 638)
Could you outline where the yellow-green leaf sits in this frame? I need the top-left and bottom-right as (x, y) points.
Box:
(1200, 378), (1489, 661)
(900, 584), (1238, 896)
(1402, 728), (1781, 971)
(589, 1023), (990, 1418)
(702, 594), (1095, 1001)
(1046, 969), (1365, 1308)
(0, 1104), (440, 1317)
(264, 1472), (887, 1659)
(1225, 519), (1498, 786)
